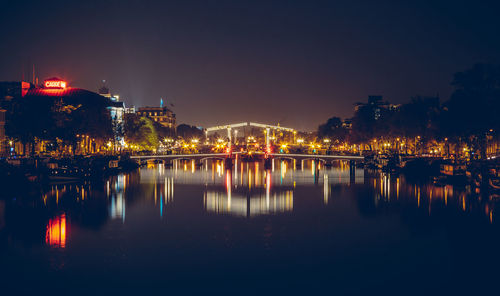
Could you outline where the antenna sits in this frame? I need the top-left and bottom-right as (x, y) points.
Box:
(32, 64), (35, 84)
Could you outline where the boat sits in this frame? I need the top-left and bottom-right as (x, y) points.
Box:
(489, 178), (500, 190)
(48, 166), (91, 181)
(440, 163), (466, 176)
(438, 162), (467, 184)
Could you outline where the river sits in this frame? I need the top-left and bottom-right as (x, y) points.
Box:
(1, 159), (499, 295)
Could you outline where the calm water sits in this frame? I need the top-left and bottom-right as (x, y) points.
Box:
(1, 159), (500, 295)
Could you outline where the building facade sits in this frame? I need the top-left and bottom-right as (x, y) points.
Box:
(0, 109), (5, 156)
(99, 82), (126, 147)
(137, 106), (176, 129)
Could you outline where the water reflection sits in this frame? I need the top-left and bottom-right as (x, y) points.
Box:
(139, 159), (362, 217)
(204, 169), (294, 217)
(1, 159), (500, 251)
(368, 172), (499, 225)
(108, 175), (126, 222)
(45, 213), (67, 248)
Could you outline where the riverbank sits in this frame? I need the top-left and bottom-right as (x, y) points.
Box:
(0, 155), (139, 198)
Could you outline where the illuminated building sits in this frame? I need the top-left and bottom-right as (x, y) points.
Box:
(2, 77), (129, 154)
(0, 81), (31, 155)
(0, 81), (32, 99)
(125, 106), (136, 114)
(0, 109), (5, 155)
(98, 82), (125, 146)
(137, 106), (176, 129)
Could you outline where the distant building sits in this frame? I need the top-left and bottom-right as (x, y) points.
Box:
(0, 109), (5, 156)
(2, 77), (126, 155)
(0, 81), (32, 100)
(125, 106), (136, 114)
(137, 106), (176, 129)
(99, 81), (126, 146)
(354, 95), (393, 120)
(108, 99), (125, 145)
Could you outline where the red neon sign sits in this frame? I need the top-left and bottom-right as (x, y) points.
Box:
(44, 80), (67, 89)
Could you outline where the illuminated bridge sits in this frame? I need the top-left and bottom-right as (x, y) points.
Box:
(130, 152), (364, 178)
(205, 122), (295, 145)
(130, 152), (364, 163)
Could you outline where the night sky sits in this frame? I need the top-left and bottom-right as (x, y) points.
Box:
(1, 0), (499, 130)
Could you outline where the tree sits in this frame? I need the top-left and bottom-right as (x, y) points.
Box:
(176, 124), (204, 140)
(442, 64), (500, 158)
(5, 89), (113, 155)
(152, 121), (175, 140)
(124, 114), (159, 151)
(349, 96), (393, 147)
(317, 117), (348, 142)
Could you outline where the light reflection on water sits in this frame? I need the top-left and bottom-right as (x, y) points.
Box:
(138, 159), (364, 218)
(2, 159), (500, 293)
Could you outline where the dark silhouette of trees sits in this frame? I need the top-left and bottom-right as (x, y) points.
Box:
(317, 64), (499, 159)
(317, 116), (348, 142)
(441, 63), (500, 158)
(123, 114), (159, 150)
(176, 124), (204, 140)
(6, 89), (113, 154)
(349, 96), (393, 148)
(152, 121), (175, 140)
(393, 97), (439, 138)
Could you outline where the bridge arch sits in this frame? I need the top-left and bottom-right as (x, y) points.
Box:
(199, 157), (227, 162)
(272, 156), (298, 162)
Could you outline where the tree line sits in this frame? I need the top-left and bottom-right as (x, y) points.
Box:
(317, 64), (500, 158)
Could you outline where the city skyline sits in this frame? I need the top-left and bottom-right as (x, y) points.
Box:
(1, 0), (500, 131)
